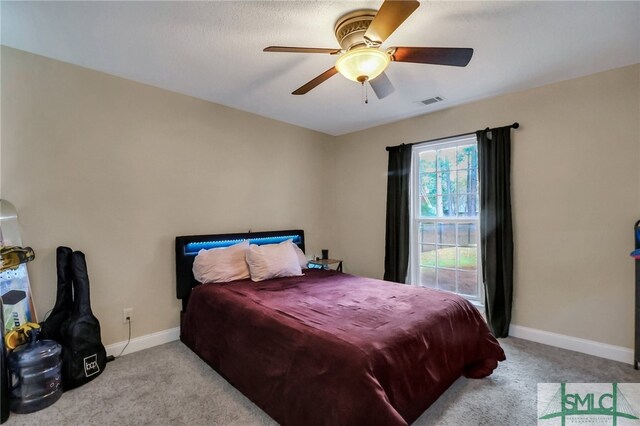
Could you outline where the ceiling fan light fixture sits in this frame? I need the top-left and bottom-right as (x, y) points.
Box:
(335, 48), (390, 83)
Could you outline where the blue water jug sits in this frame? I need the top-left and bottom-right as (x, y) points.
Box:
(1, 298), (10, 424)
(7, 328), (62, 413)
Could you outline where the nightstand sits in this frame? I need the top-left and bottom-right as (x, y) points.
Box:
(307, 258), (343, 272)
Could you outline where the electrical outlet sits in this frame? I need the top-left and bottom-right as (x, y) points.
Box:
(123, 308), (133, 324)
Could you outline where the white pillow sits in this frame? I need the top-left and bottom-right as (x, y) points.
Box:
(192, 240), (250, 284)
(246, 240), (303, 282)
(290, 241), (309, 269)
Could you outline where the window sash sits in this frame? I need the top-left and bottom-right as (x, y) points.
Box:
(409, 135), (484, 306)
(413, 218), (482, 302)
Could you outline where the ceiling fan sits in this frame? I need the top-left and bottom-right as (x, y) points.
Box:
(263, 0), (473, 99)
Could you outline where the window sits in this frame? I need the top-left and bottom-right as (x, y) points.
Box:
(409, 135), (483, 305)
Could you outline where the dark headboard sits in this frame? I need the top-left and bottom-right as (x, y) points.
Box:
(175, 229), (305, 311)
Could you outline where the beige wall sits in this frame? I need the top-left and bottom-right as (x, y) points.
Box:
(1, 47), (333, 345)
(330, 64), (640, 348)
(3, 46), (640, 350)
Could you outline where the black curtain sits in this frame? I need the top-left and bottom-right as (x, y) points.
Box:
(477, 126), (514, 338)
(383, 144), (412, 283)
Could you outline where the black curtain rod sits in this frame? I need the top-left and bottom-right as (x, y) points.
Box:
(385, 122), (520, 151)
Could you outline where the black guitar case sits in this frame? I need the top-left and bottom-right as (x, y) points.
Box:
(59, 251), (107, 390)
(40, 246), (73, 342)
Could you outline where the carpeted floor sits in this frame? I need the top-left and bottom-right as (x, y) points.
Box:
(4, 337), (640, 425)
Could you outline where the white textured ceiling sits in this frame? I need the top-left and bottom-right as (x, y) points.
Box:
(2, 1), (639, 136)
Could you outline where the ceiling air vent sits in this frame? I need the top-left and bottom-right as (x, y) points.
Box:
(420, 96), (444, 106)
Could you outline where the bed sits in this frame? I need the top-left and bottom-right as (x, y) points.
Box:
(176, 230), (505, 425)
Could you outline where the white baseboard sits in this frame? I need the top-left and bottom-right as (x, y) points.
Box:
(105, 326), (180, 357)
(509, 324), (634, 365)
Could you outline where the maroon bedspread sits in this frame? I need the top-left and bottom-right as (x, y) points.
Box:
(181, 269), (505, 425)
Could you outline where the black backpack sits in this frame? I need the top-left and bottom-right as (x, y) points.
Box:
(40, 248), (107, 390)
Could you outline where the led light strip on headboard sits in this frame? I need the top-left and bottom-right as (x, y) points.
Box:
(185, 235), (303, 256)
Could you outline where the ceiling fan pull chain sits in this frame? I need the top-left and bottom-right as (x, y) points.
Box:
(362, 81), (369, 105)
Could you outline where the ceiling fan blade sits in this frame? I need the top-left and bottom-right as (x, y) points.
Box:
(292, 67), (339, 95)
(264, 46), (342, 55)
(391, 47), (474, 67)
(364, 0), (420, 45)
(370, 72), (395, 99)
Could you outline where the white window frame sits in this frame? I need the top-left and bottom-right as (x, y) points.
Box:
(408, 134), (484, 307)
